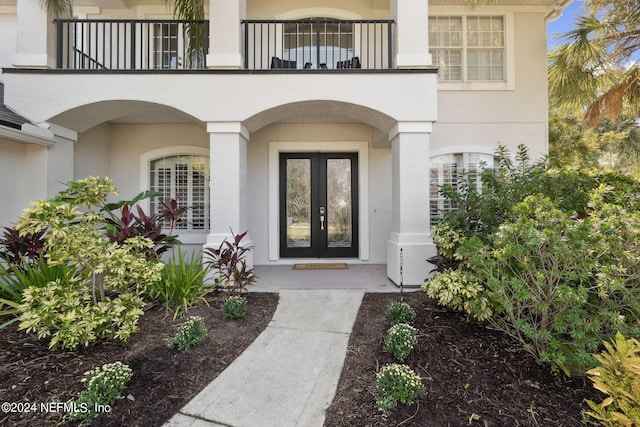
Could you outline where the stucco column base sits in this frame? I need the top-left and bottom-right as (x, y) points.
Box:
(387, 233), (436, 287)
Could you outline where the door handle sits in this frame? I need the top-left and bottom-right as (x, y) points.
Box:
(320, 207), (325, 231)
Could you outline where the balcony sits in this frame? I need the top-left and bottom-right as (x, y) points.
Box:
(55, 19), (209, 70)
(54, 19), (394, 71)
(242, 19), (394, 70)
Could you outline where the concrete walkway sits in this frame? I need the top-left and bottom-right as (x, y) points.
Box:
(164, 289), (365, 427)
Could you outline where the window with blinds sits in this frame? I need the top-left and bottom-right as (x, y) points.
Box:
(149, 154), (210, 232)
(429, 153), (496, 226)
(429, 16), (505, 81)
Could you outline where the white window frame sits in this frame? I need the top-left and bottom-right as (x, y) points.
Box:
(428, 12), (514, 91)
(140, 146), (210, 244)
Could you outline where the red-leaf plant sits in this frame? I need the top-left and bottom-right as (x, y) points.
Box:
(104, 193), (187, 261)
(203, 229), (256, 294)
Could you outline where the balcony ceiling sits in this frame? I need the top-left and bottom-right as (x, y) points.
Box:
(0, 0), (571, 9)
(49, 100), (201, 132)
(430, 0), (568, 5)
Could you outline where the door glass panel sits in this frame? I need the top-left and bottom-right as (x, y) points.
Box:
(286, 159), (312, 248)
(326, 158), (352, 247)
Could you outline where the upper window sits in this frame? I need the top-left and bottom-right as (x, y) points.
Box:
(429, 16), (505, 82)
(149, 154), (210, 233)
(429, 153), (496, 226)
(153, 23), (179, 69)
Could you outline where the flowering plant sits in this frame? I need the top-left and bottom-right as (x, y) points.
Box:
(67, 361), (133, 423)
(387, 301), (416, 325)
(384, 323), (418, 362)
(376, 363), (425, 414)
(222, 296), (247, 320)
(168, 316), (208, 350)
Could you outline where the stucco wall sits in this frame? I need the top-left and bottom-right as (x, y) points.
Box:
(105, 123), (208, 199)
(0, 138), (29, 227)
(430, 9), (549, 158)
(74, 122), (209, 252)
(0, 12), (17, 82)
(247, 122), (391, 264)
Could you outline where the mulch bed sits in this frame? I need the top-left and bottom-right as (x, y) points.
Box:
(1, 290), (604, 427)
(0, 292), (279, 427)
(325, 292), (603, 427)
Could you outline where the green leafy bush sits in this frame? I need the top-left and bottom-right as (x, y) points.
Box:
(222, 295), (247, 320)
(426, 188), (640, 374)
(13, 177), (164, 350)
(66, 361), (133, 424)
(387, 301), (416, 325)
(0, 256), (70, 329)
(375, 363), (425, 414)
(384, 323), (418, 362)
(422, 269), (492, 321)
(149, 249), (213, 319)
(426, 145), (640, 374)
(586, 332), (640, 426)
(18, 280), (145, 350)
(167, 316), (208, 351)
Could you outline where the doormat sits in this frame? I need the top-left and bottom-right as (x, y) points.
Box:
(292, 263), (348, 270)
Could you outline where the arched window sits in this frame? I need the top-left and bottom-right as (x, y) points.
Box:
(429, 152), (496, 226)
(144, 148), (210, 234)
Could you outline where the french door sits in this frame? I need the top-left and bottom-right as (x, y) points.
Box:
(280, 153), (358, 258)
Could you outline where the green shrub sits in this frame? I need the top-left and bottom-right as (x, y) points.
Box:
(222, 295), (247, 320)
(66, 361), (133, 424)
(384, 323), (418, 362)
(423, 269), (492, 321)
(586, 332), (640, 426)
(427, 144), (640, 374)
(13, 177), (163, 350)
(18, 280), (145, 350)
(149, 250), (214, 319)
(387, 301), (416, 325)
(167, 316), (208, 351)
(375, 363), (425, 414)
(427, 189), (640, 374)
(0, 256), (69, 329)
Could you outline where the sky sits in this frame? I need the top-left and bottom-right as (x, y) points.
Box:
(547, 0), (585, 51)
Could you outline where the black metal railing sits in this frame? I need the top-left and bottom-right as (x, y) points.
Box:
(55, 19), (209, 70)
(242, 19), (394, 70)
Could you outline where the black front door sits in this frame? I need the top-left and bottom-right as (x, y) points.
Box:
(280, 153), (358, 258)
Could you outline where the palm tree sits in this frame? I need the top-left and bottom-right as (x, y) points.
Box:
(164, 0), (206, 68)
(548, 0), (640, 128)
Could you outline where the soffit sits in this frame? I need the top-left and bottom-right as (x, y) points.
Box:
(430, 0), (566, 5)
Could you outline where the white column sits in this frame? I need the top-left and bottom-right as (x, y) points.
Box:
(387, 122), (437, 286)
(391, 0), (432, 68)
(207, 0), (246, 69)
(13, 0), (57, 68)
(205, 122), (253, 265)
(25, 124), (77, 199)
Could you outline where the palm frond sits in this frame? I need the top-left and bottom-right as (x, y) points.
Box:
(40, 0), (72, 17)
(584, 67), (640, 128)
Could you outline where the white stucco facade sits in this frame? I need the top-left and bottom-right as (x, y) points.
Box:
(0, 0), (567, 285)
